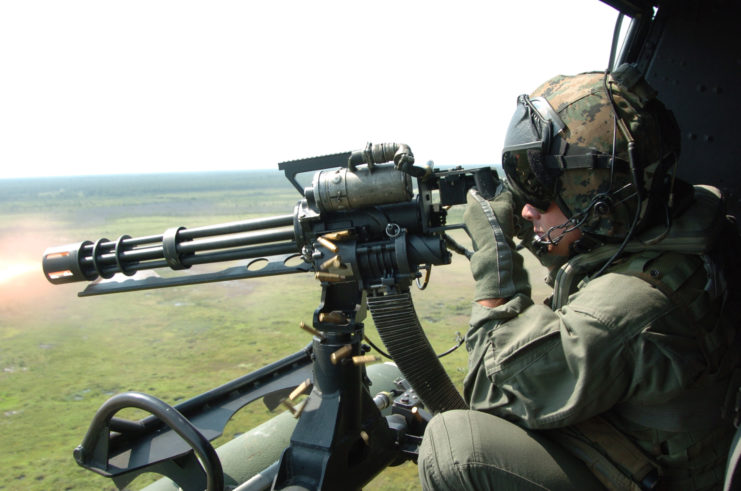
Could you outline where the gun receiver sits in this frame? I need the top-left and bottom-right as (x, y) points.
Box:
(43, 143), (498, 490)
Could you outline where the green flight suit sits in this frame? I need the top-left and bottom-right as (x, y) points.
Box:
(419, 187), (740, 490)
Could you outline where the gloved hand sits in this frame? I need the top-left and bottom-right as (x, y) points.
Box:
(464, 189), (530, 302)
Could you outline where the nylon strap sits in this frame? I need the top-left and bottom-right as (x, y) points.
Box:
(544, 139), (630, 171)
(575, 416), (660, 488)
(549, 424), (647, 491)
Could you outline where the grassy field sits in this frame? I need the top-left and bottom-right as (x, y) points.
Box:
(0, 171), (547, 490)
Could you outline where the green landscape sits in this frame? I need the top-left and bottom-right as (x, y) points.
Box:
(0, 170), (546, 490)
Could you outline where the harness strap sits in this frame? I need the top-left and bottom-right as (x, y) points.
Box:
(576, 417), (660, 488)
(550, 419), (657, 491)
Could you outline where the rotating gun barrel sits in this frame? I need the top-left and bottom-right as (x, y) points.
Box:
(42, 214), (297, 285)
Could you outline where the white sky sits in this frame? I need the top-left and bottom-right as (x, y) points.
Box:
(0, 0), (621, 178)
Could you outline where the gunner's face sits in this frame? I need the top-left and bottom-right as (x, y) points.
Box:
(521, 202), (582, 257)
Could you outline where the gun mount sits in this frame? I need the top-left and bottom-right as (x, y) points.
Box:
(43, 143), (498, 490)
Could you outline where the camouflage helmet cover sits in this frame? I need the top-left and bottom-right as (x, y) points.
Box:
(505, 66), (680, 240)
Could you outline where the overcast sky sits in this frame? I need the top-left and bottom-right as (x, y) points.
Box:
(0, 1), (622, 178)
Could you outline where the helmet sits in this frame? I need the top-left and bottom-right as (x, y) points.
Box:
(502, 65), (681, 245)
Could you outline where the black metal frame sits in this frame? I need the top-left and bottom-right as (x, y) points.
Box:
(74, 347), (314, 490)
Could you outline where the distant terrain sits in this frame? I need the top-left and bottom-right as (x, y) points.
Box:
(0, 171), (545, 490)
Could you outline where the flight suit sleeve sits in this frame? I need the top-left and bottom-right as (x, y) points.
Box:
(462, 273), (676, 429)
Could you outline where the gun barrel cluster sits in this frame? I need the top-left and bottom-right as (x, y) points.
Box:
(43, 214), (299, 284)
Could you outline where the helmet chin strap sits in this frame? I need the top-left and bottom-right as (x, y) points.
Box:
(532, 220), (576, 257)
(531, 203), (596, 257)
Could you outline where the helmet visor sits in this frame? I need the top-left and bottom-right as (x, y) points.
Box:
(502, 144), (553, 211)
(502, 95), (565, 211)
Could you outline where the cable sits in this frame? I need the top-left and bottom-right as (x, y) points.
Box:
(608, 13), (625, 71)
(364, 331), (464, 360)
(443, 232), (474, 259)
(363, 335), (392, 360)
(436, 332), (464, 359)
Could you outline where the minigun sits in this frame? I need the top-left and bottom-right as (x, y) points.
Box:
(42, 143), (498, 490)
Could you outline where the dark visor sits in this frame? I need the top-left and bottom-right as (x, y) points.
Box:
(502, 95), (565, 211)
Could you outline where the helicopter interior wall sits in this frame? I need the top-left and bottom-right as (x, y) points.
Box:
(618, 1), (741, 216)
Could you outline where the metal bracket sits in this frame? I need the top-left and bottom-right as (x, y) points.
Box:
(79, 253), (311, 296)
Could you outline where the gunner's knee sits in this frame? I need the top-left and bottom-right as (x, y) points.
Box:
(418, 410), (476, 491)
